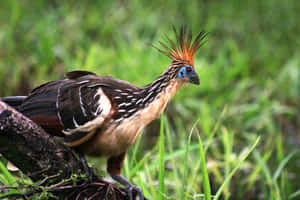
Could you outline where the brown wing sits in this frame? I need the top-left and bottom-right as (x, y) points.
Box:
(19, 80), (65, 136)
(18, 70), (139, 147)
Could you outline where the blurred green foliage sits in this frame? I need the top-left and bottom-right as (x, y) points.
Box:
(0, 0), (299, 199)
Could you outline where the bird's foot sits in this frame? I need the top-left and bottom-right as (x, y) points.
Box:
(111, 174), (148, 200)
(77, 152), (95, 182)
(125, 182), (147, 200)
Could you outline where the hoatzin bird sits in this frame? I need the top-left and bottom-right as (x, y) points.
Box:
(1, 26), (207, 200)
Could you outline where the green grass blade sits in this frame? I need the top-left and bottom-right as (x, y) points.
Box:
(253, 149), (281, 200)
(138, 173), (150, 199)
(180, 120), (199, 200)
(165, 117), (182, 197)
(289, 189), (300, 200)
(158, 114), (165, 200)
(273, 150), (298, 181)
(247, 150), (272, 189)
(130, 129), (144, 166)
(128, 152), (152, 177)
(213, 136), (260, 200)
(197, 133), (211, 200)
(221, 126), (232, 200)
(144, 164), (158, 200)
(123, 154), (130, 179)
(163, 144), (200, 161)
(0, 160), (16, 185)
(0, 160), (19, 197)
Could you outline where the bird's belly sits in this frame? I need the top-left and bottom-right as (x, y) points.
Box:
(80, 122), (144, 157)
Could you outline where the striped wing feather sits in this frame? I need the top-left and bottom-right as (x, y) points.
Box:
(18, 70), (139, 147)
(59, 79), (114, 146)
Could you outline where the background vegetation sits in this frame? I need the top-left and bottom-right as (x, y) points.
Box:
(0, 0), (299, 199)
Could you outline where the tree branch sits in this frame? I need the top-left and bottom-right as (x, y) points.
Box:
(0, 101), (82, 182)
(0, 101), (130, 199)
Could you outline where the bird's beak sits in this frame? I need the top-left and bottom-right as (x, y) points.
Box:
(189, 71), (200, 85)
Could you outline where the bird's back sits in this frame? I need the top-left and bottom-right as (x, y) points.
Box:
(15, 71), (139, 140)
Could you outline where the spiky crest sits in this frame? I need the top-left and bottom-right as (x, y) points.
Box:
(157, 26), (207, 66)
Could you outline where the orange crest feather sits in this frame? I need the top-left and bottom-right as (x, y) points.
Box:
(157, 26), (207, 66)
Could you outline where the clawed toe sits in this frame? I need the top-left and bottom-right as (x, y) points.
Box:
(125, 185), (147, 200)
(110, 174), (148, 200)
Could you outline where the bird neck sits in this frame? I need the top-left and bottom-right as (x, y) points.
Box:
(140, 70), (181, 107)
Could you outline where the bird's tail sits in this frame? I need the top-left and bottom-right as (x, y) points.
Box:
(0, 96), (27, 108)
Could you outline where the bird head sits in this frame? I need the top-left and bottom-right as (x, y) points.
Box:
(156, 26), (207, 86)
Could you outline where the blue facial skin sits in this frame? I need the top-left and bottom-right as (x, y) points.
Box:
(178, 65), (200, 85)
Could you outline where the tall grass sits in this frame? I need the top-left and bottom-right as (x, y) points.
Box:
(122, 114), (261, 199)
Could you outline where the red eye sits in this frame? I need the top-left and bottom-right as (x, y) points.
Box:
(186, 66), (192, 73)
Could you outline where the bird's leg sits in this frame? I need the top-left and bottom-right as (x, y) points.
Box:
(76, 151), (95, 182)
(107, 152), (148, 200)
